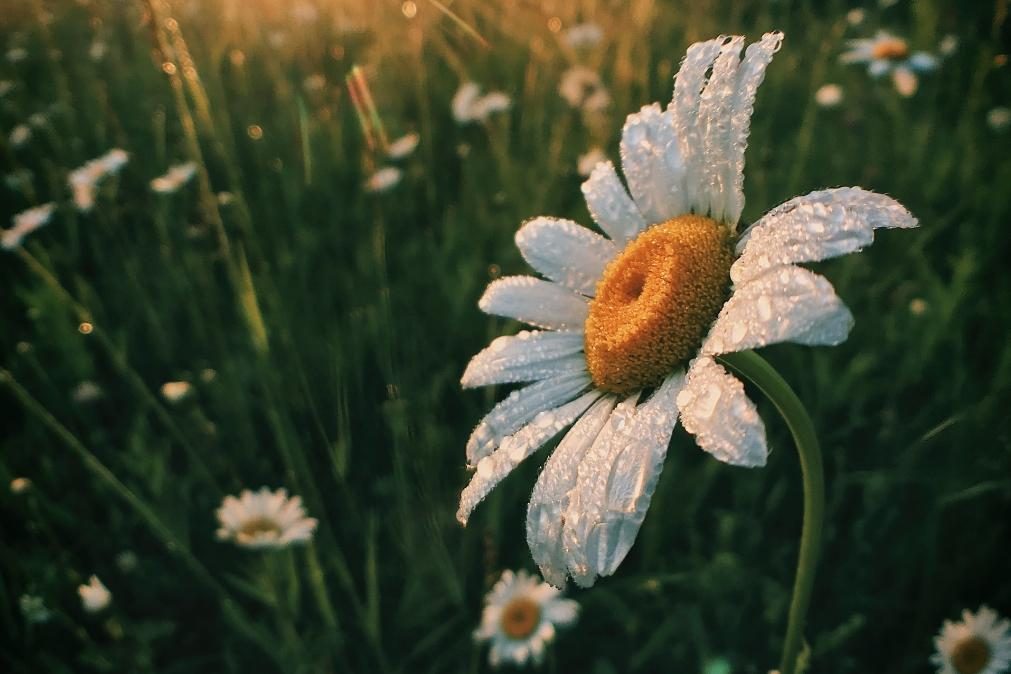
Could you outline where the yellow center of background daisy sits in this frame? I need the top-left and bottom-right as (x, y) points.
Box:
(500, 597), (541, 639)
(872, 38), (910, 61)
(584, 214), (734, 395)
(239, 517), (282, 539)
(951, 636), (991, 674)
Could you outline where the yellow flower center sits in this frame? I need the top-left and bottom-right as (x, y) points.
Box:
(238, 517), (282, 539)
(871, 38), (910, 61)
(951, 636), (991, 674)
(584, 214), (734, 395)
(500, 596), (542, 639)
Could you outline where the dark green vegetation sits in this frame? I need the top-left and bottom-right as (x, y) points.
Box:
(2, 0), (1009, 672)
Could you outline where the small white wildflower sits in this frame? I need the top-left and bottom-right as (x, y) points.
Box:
(28, 113), (47, 128)
(9, 124), (31, 147)
(160, 380), (193, 403)
(909, 298), (928, 315)
(2, 203), (55, 250)
(72, 380), (103, 403)
(939, 34), (959, 57)
(89, 40), (107, 62)
(151, 161), (197, 194)
(987, 107), (1011, 131)
(577, 147), (606, 177)
(892, 67), (919, 97)
(452, 83), (511, 124)
(846, 8), (866, 25)
(840, 31), (938, 96)
(387, 132), (420, 160)
(559, 66), (610, 113)
(215, 487), (318, 549)
(562, 23), (604, 49)
(100, 148), (129, 174)
(10, 477), (32, 494)
(365, 166), (403, 193)
(474, 570), (579, 668)
(932, 606), (1011, 674)
(815, 83), (844, 108)
(78, 575), (111, 613)
(7, 48), (28, 63)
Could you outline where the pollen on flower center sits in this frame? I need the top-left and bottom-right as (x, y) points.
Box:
(872, 38), (910, 61)
(238, 517), (282, 539)
(500, 597), (541, 639)
(584, 214), (733, 395)
(951, 635), (991, 674)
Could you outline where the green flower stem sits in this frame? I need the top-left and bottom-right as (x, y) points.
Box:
(717, 350), (824, 674)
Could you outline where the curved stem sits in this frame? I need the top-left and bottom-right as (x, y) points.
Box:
(718, 350), (824, 674)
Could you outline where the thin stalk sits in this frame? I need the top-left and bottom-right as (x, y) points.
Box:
(718, 350), (824, 674)
(0, 369), (278, 667)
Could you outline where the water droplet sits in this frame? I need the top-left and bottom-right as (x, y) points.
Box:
(694, 384), (722, 420)
(730, 322), (747, 343)
(757, 295), (772, 321)
(476, 456), (494, 478)
(534, 412), (555, 428)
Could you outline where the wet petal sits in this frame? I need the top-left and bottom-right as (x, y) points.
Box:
(466, 371), (591, 466)
(732, 187), (918, 284)
(703, 265), (853, 355)
(580, 161), (647, 245)
(478, 276), (589, 330)
(696, 36), (746, 222)
(676, 356), (766, 468)
(457, 391), (600, 525)
(618, 104), (687, 224)
(526, 395), (617, 587)
(461, 330), (586, 389)
(563, 373), (683, 587)
(515, 216), (618, 296)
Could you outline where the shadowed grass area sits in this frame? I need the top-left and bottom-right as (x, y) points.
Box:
(1, 0), (1009, 672)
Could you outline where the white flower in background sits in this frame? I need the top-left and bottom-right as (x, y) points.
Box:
(0, 80), (14, 97)
(151, 161), (197, 194)
(577, 147), (606, 177)
(846, 8), (866, 25)
(365, 166), (403, 193)
(10, 477), (32, 494)
(215, 487), (318, 549)
(89, 40), (107, 61)
(939, 34), (959, 57)
(840, 31), (938, 97)
(452, 82), (511, 124)
(987, 107), (1011, 132)
(559, 66), (611, 113)
(474, 570), (579, 668)
(815, 83), (844, 108)
(28, 112), (47, 128)
(2, 203), (55, 250)
(9, 124), (31, 148)
(68, 149), (129, 211)
(19, 595), (51, 624)
(78, 575), (111, 613)
(160, 380), (193, 403)
(932, 606), (1011, 674)
(457, 33), (917, 588)
(387, 132), (420, 159)
(562, 23), (604, 49)
(72, 380), (103, 403)
(7, 47), (28, 63)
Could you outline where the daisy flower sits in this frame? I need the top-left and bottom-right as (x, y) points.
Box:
(840, 30), (938, 97)
(559, 65), (611, 113)
(387, 132), (420, 160)
(151, 161), (197, 194)
(78, 575), (112, 613)
(456, 33), (917, 588)
(474, 569), (579, 668)
(452, 82), (512, 124)
(932, 606), (1011, 674)
(2, 203), (55, 251)
(215, 487), (318, 549)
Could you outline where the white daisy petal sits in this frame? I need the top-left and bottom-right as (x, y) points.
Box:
(457, 391), (600, 525)
(696, 36), (746, 222)
(580, 161), (647, 244)
(526, 395), (618, 587)
(467, 371), (591, 466)
(515, 216), (618, 295)
(703, 265), (854, 355)
(478, 276), (589, 330)
(868, 59), (891, 77)
(723, 31), (783, 225)
(563, 373), (683, 588)
(671, 37), (726, 214)
(618, 103), (687, 224)
(543, 597), (580, 626)
(732, 187), (918, 284)
(460, 330), (586, 389)
(676, 356), (767, 468)
(909, 52), (939, 72)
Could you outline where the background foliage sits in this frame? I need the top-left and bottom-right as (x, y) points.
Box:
(2, 0), (1010, 671)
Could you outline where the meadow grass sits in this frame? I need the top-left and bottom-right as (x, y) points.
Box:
(2, 0), (1010, 671)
